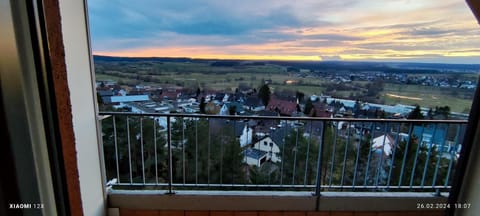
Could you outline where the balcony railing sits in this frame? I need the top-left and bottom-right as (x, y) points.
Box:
(99, 112), (467, 196)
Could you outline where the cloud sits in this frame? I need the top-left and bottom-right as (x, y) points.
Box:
(409, 28), (453, 36)
(304, 34), (363, 41)
(88, 0), (480, 63)
(319, 55), (343, 61)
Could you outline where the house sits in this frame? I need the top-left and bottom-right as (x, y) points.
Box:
(219, 102), (244, 115)
(252, 136), (281, 163)
(243, 148), (268, 167)
(160, 89), (181, 100)
(371, 134), (396, 156)
(267, 98), (298, 116)
(243, 96), (265, 112)
(310, 102), (333, 118)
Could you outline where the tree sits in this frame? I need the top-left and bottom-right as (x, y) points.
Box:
(408, 105), (424, 119)
(435, 106), (450, 119)
(196, 88), (201, 97)
(304, 99), (314, 115)
(171, 119), (245, 185)
(258, 84), (271, 106)
(277, 127), (319, 185)
(388, 131), (450, 188)
(427, 108), (434, 119)
(228, 105), (236, 115)
(296, 91), (305, 103)
(101, 112), (167, 183)
(354, 100), (362, 117)
(199, 97), (206, 114)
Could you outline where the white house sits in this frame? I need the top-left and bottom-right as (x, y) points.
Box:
(371, 134), (396, 156)
(252, 136), (281, 163)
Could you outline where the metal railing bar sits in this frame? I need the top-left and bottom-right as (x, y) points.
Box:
(341, 122), (351, 187)
(232, 121), (236, 186)
(113, 116), (120, 184)
(182, 118), (185, 185)
(421, 124), (438, 188)
(140, 117), (145, 184)
(208, 118), (211, 185)
(352, 122), (365, 188)
(398, 123), (414, 186)
(375, 123), (389, 188)
(220, 125), (224, 185)
(244, 121), (248, 186)
(304, 121), (313, 186)
(292, 121), (299, 185)
(314, 121), (326, 196)
(445, 124), (461, 187)
(410, 124), (426, 189)
(154, 118), (158, 185)
(328, 123), (338, 187)
(363, 122), (376, 186)
(432, 124), (450, 187)
(386, 123), (401, 188)
(195, 120), (198, 185)
(167, 117), (174, 194)
(280, 121), (288, 185)
(127, 116), (133, 184)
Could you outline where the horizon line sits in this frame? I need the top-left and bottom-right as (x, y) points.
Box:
(92, 54), (480, 66)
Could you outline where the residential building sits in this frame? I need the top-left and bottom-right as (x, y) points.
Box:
(252, 136), (281, 163)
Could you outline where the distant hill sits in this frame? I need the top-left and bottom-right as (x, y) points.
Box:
(93, 55), (193, 63)
(93, 55), (480, 72)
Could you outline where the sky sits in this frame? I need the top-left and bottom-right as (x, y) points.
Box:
(88, 0), (480, 63)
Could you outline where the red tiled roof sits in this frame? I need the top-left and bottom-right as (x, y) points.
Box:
(267, 98), (297, 116)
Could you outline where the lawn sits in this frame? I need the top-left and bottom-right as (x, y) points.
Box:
(382, 84), (473, 113)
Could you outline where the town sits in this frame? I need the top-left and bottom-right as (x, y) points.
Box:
(96, 58), (473, 187)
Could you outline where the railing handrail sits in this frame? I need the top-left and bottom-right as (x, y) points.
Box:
(98, 111), (468, 124)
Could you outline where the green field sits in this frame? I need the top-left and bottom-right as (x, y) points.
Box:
(383, 84), (473, 113)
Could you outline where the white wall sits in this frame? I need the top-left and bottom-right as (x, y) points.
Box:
(58, 0), (106, 215)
